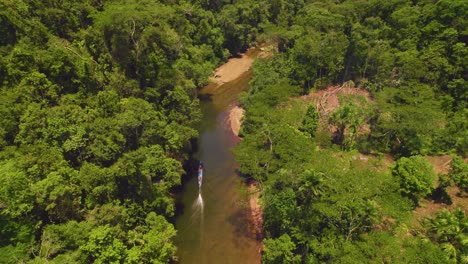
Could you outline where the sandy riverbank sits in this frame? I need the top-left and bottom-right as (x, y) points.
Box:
(227, 105), (244, 137)
(248, 182), (263, 246)
(211, 54), (254, 84)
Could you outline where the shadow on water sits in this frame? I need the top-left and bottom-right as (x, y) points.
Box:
(227, 207), (255, 247)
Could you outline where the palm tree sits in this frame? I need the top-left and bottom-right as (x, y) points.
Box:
(424, 208), (468, 263)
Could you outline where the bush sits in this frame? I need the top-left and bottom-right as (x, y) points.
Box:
(392, 156), (437, 204)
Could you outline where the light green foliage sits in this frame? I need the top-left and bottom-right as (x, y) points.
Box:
(31, 168), (80, 222)
(305, 152), (389, 240)
(441, 109), (468, 155)
(423, 209), (468, 263)
(0, 243), (30, 264)
(263, 185), (298, 237)
(0, 159), (33, 215)
(392, 156), (437, 202)
(80, 225), (127, 264)
(263, 234), (301, 264)
(110, 145), (182, 216)
(126, 212), (177, 264)
(79, 163), (116, 208)
(400, 236), (449, 264)
(38, 221), (93, 260)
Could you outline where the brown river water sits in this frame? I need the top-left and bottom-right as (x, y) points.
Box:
(173, 50), (261, 263)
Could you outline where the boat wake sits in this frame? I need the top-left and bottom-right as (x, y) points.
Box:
(191, 193), (204, 243)
(192, 193), (204, 211)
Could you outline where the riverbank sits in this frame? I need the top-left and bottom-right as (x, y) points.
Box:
(211, 54), (254, 84)
(248, 181), (263, 245)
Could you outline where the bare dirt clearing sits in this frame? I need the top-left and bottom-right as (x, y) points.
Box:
(298, 85), (372, 117)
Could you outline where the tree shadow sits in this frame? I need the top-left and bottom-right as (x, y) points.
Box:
(198, 93), (213, 102)
(431, 187), (453, 205)
(226, 207), (256, 247)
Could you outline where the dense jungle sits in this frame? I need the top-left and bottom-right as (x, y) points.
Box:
(0, 0), (466, 263)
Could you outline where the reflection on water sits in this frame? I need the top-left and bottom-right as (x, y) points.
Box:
(174, 62), (260, 263)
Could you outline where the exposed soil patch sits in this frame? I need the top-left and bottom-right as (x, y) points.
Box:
(296, 85), (373, 143)
(298, 85), (372, 117)
(425, 155), (452, 175)
(413, 185), (468, 225)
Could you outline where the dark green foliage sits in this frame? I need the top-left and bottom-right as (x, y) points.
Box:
(371, 83), (444, 156)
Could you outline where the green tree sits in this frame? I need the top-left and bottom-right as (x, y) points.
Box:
(0, 159), (34, 218)
(423, 209), (468, 263)
(300, 105), (319, 138)
(329, 96), (371, 150)
(79, 163), (117, 208)
(126, 212), (177, 263)
(290, 30), (349, 90)
(263, 186), (298, 237)
(372, 83), (444, 155)
(263, 234), (301, 264)
(392, 156), (437, 204)
(38, 220), (92, 261)
(80, 225), (127, 264)
(449, 155), (468, 194)
(31, 168), (81, 223)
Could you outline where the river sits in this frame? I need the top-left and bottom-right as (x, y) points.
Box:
(174, 49), (260, 263)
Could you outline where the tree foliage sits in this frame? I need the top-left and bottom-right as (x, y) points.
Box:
(423, 209), (468, 263)
(2, 0), (467, 262)
(449, 155), (468, 194)
(0, 0), (263, 261)
(392, 156), (437, 203)
(263, 234), (301, 264)
(300, 105), (319, 138)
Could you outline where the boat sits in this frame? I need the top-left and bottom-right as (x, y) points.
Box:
(197, 161), (203, 190)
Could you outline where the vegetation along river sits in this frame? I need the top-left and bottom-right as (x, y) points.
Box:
(174, 48), (261, 263)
